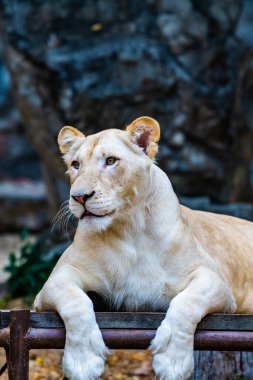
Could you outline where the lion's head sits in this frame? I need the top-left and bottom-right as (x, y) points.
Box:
(58, 116), (160, 232)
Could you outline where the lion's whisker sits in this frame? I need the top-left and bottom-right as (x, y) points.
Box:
(51, 200), (75, 235)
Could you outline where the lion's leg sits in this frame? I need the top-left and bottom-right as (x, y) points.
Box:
(151, 268), (236, 380)
(34, 268), (108, 380)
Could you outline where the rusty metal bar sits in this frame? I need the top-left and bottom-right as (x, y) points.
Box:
(25, 328), (65, 349)
(194, 330), (253, 351)
(8, 310), (30, 380)
(24, 328), (253, 351)
(25, 328), (155, 349)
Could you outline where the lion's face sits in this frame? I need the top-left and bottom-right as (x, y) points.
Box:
(58, 117), (160, 232)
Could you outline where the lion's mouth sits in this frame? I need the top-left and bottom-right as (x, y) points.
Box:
(80, 209), (114, 219)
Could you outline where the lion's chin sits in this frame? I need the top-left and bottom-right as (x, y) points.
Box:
(78, 214), (113, 233)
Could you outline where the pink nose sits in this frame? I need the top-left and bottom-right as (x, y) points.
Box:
(72, 192), (95, 205)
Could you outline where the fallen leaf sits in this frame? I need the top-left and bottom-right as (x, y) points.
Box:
(107, 354), (119, 366)
(131, 353), (146, 362)
(35, 356), (44, 365)
(127, 360), (152, 376)
(113, 372), (124, 380)
(90, 23), (103, 32)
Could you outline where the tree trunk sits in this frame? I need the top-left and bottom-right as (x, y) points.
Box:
(192, 351), (253, 380)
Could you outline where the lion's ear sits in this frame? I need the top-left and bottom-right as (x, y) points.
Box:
(126, 116), (160, 160)
(58, 126), (85, 154)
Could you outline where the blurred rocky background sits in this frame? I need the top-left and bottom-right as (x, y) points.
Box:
(0, 0), (253, 231)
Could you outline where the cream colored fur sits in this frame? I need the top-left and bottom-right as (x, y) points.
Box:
(34, 116), (253, 380)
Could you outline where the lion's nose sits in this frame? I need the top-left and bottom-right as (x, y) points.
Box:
(72, 191), (95, 205)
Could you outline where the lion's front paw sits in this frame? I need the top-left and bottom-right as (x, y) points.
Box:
(63, 348), (105, 380)
(152, 349), (194, 380)
(63, 325), (108, 380)
(151, 320), (194, 380)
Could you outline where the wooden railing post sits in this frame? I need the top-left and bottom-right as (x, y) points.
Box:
(8, 310), (30, 380)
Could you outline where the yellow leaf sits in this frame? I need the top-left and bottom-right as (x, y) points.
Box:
(107, 354), (119, 365)
(113, 372), (123, 380)
(35, 356), (44, 365)
(131, 352), (146, 361)
(90, 23), (103, 32)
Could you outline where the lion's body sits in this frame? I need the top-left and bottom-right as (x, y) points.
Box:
(34, 117), (253, 380)
(184, 206), (253, 312)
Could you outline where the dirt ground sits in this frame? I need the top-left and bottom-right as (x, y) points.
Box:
(0, 234), (154, 380)
(0, 347), (153, 380)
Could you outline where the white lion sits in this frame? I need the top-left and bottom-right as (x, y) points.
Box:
(34, 116), (253, 380)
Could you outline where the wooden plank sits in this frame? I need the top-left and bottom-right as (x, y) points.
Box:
(96, 312), (164, 329)
(29, 311), (166, 329)
(2, 310), (253, 331)
(199, 313), (253, 331)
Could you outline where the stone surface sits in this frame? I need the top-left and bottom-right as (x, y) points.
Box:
(0, 41), (40, 179)
(181, 196), (253, 221)
(1, 0), (253, 208)
(0, 39), (48, 230)
(0, 180), (49, 232)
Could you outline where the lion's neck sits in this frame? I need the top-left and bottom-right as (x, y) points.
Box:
(109, 165), (182, 241)
(120, 165), (182, 237)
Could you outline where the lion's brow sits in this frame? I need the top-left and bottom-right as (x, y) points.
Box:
(83, 137), (100, 159)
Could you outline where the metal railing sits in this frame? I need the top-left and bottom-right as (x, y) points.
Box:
(1, 310), (253, 380)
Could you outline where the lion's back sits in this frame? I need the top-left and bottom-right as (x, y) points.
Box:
(181, 205), (253, 312)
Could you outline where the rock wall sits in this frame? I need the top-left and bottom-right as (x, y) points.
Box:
(0, 40), (49, 231)
(1, 0), (253, 219)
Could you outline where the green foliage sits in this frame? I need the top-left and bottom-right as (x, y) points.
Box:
(0, 296), (11, 309)
(4, 228), (68, 299)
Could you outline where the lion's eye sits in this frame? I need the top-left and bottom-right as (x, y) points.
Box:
(71, 160), (80, 170)
(106, 157), (117, 166)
